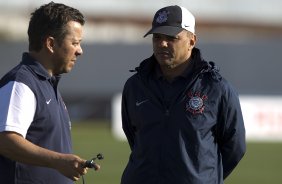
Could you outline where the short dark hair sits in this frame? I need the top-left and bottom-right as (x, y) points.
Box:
(28, 1), (85, 51)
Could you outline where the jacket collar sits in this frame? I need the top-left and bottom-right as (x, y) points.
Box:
(134, 47), (222, 82)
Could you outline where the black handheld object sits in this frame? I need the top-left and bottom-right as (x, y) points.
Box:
(84, 153), (104, 169)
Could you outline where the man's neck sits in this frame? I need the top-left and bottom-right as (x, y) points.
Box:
(29, 51), (53, 76)
(160, 59), (191, 82)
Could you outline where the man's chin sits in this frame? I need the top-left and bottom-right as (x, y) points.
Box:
(158, 60), (174, 66)
(66, 66), (74, 73)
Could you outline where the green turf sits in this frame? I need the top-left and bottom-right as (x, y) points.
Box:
(72, 121), (282, 184)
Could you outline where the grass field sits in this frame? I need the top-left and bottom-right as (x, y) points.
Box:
(72, 121), (282, 184)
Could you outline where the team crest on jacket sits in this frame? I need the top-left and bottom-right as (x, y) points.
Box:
(186, 91), (208, 114)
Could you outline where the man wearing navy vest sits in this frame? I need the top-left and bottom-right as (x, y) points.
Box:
(0, 2), (100, 183)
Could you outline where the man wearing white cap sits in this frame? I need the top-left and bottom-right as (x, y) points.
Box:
(121, 5), (246, 184)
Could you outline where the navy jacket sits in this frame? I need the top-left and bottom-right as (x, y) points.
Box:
(121, 48), (246, 184)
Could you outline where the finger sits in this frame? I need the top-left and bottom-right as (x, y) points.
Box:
(93, 163), (101, 171)
(72, 176), (80, 181)
(79, 162), (88, 174)
(82, 168), (88, 175)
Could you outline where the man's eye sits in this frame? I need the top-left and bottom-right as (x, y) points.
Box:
(167, 36), (177, 41)
(153, 36), (160, 39)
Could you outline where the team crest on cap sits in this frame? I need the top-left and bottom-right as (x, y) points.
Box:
(186, 91), (208, 114)
(156, 10), (169, 24)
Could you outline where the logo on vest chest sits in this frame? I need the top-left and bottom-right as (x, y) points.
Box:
(46, 99), (52, 104)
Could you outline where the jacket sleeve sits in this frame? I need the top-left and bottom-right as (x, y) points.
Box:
(121, 84), (135, 150)
(218, 85), (246, 179)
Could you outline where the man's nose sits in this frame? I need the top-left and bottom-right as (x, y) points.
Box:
(77, 45), (83, 55)
(159, 39), (168, 47)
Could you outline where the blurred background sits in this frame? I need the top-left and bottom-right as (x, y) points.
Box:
(0, 0), (282, 183)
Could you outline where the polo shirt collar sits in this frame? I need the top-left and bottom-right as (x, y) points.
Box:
(21, 52), (61, 81)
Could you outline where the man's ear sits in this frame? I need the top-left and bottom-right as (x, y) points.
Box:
(46, 36), (55, 53)
(190, 34), (197, 48)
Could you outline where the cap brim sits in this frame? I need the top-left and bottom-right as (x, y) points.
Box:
(144, 26), (184, 37)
